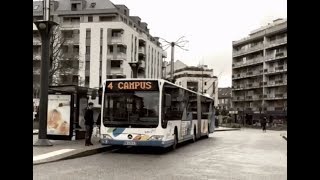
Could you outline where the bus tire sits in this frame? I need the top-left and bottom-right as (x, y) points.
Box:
(171, 128), (178, 150)
(192, 126), (196, 143)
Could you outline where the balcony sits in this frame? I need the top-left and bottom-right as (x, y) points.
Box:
(265, 80), (287, 87)
(138, 47), (146, 55)
(265, 51), (287, 62)
(61, 22), (80, 28)
(109, 67), (124, 75)
(139, 60), (146, 69)
(264, 93), (287, 100)
(107, 52), (127, 60)
(233, 44), (264, 57)
(253, 94), (263, 101)
(110, 36), (124, 44)
(64, 36), (79, 45)
(264, 65), (287, 75)
(266, 37), (287, 49)
(233, 57), (264, 69)
(245, 83), (260, 90)
(233, 96), (245, 101)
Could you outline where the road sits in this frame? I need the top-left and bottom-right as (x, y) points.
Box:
(33, 129), (287, 180)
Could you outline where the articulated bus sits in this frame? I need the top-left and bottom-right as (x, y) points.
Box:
(99, 79), (215, 150)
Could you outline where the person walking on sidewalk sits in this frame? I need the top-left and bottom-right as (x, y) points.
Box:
(84, 102), (94, 146)
(261, 116), (267, 132)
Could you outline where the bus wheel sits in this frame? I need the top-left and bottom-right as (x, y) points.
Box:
(192, 127), (196, 143)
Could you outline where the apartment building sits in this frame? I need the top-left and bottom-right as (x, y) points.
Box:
(164, 60), (218, 106)
(33, 0), (166, 97)
(218, 88), (232, 111)
(232, 18), (287, 118)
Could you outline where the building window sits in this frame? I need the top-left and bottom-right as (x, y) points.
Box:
(109, 45), (113, 53)
(204, 82), (207, 86)
(86, 29), (91, 39)
(85, 76), (90, 87)
(88, 16), (93, 22)
(204, 90), (207, 93)
(124, 9), (127, 15)
(71, 3), (80, 11)
(86, 46), (90, 55)
(179, 82), (181, 85)
(100, 16), (113, 22)
(73, 45), (79, 53)
(90, 3), (96, 8)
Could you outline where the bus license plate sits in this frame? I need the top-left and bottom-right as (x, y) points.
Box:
(124, 141), (136, 146)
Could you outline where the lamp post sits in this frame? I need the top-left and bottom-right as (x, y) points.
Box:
(160, 36), (189, 82)
(34, 0), (58, 146)
(129, 62), (140, 78)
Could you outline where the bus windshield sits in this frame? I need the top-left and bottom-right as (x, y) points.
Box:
(103, 91), (159, 128)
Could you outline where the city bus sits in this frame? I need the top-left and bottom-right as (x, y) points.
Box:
(99, 79), (215, 150)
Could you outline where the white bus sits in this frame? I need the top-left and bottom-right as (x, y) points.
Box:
(99, 79), (215, 150)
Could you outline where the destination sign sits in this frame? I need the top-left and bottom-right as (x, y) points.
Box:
(105, 81), (159, 91)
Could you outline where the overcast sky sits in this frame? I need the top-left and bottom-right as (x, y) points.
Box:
(110, 0), (287, 87)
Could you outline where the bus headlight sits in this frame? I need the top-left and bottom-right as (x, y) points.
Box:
(102, 134), (113, 139)
(148, 135), (164, 141)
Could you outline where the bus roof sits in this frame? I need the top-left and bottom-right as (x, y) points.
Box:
(103, 78), (214, 101)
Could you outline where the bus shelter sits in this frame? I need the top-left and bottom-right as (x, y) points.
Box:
(47, 85), (98, 140)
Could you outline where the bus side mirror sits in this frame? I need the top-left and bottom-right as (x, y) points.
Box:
(165, 94), (171, 107)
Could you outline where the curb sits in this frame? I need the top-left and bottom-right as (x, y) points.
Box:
(33, 145), (113, 166)
(215, 128), (241, 132)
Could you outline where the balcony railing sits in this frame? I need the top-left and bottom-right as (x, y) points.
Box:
(139, 61), (146, 69)
(233, 57), (264, 68)
(107, 52), (127, 60)
(110, 68), (124, 75)
(64, 36), (79, 44)
(61, 22), (80, 28)
(138, 47), (146, 54)
(233, 44), (264, 57)
(266, 37), (287, 48)
(265, 51), (287, 62)
(110, 36), (124, 44)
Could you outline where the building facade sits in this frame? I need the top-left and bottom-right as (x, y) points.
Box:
(232, 18), (287, 119)
(218, 88), (231, 111)
(33, 0), (166, 97)
(164, 60), (218, 106)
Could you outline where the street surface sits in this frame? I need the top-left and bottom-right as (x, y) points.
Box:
(33, 129), (287, 180)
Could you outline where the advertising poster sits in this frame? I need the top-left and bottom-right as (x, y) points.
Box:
(47, 94), (71, 136)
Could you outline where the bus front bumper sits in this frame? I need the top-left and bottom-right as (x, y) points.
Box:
(100, 139), (174, 148)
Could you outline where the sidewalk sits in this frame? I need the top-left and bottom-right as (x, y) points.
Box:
(33, 134), (111, 165)
(214, 127), (241, 132)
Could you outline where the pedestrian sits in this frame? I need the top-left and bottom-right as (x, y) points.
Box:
(84, 102), (94, 146)
(261, 116), (267, 132)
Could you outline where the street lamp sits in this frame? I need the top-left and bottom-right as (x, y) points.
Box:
(33, 0), (58, 146)
(128, 62), (140, 78)
(160, 36), (189, 82)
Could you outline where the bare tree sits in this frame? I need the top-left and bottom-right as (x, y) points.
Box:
(49, 26), (83, 85)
